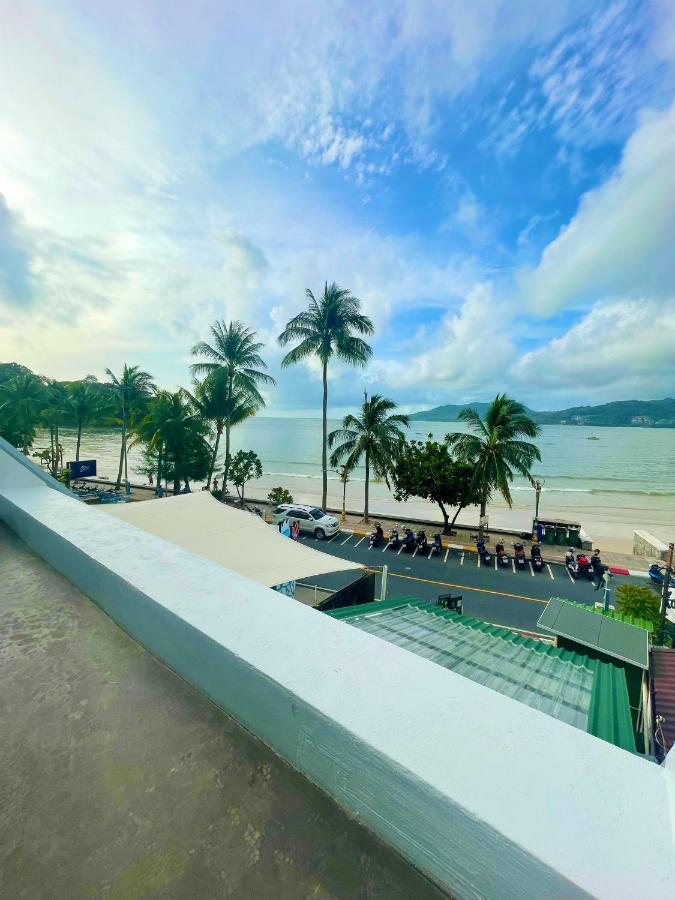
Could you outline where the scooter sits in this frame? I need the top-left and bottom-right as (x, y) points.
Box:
(476, 540), (492, 566)
(495, 541), (510, 568)
(402, 528), (416, 553)
(388, 527), (401, 551)
(369, 524), (384, 548)
(513, 542), (527, 570)
(530, 543), (544, 573)
(649, 563), (674, 588)
(416, 530), (429, 555)
(430, 534), (443, 557)
(575, 553), (594, 581)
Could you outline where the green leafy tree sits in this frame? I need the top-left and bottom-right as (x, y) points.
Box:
(0, 372), (45, 452)
(268, 486), (293, 505)
(446, 394), (541, 538)
(390, 436), (482, 534)
(190, 321), (275, 490)
(228, 449), (263, 505)
(67, 380), (110, 461)
(329, 392), (408, 523)
(278, 282), (373, 509)
(615, 584), (662, 629)
(187, 370), (258, 488)
(106, 364), (156, 489)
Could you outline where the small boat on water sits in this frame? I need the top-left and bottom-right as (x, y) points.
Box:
(587, 435), (600, 440)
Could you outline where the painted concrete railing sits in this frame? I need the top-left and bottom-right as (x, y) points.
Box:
(1, 436), (674, 899)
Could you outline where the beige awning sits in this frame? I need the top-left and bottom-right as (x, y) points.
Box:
(99, 491), (363, 588)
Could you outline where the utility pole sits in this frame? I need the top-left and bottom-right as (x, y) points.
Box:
(657, 542), (674, 646)
(531, 478), (544, 521)
(337, 465), (350, 523)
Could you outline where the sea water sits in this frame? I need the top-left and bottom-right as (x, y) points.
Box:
(35, 419), (674, 549)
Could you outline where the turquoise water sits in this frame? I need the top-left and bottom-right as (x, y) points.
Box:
(35, 418), (674, 546)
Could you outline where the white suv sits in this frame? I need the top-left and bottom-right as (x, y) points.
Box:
(271, 504), (340, 540)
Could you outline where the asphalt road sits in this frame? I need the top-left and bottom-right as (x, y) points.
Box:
(299, 531), (648, 635)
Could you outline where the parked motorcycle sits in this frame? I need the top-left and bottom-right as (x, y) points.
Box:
(495, 541), (510, 568)
(388, 527), (401, 551)
(476, 540), (492, 566)
(416, 530), (429, 555)
(402, 528), (416, 553)
(530, 543), (544, 573)
(513, 542), (527, 570)
(369, 523), (384, 548)
(430, 534), (443, 557)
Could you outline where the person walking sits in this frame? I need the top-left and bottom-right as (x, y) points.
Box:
(592, 550), (606, 591)
(291, 520), (300, 541)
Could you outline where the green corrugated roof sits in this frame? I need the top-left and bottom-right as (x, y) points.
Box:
(537, 597), (650, 669)
(328, 598), (636, 753)
(557, 598), (654, 633)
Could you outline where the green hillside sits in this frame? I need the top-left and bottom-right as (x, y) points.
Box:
(410, 398), (675, 427)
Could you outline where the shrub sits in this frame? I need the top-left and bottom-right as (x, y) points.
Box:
(268, 486), (293, 505)
(615, 583), (661, 628)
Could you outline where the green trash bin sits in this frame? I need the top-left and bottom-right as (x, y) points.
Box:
(543, 525), (555, 545)
(568, 526), (581, 548)
(556, 525), (569, 545)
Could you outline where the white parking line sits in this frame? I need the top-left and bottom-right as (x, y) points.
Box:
(566, 567), (575, 583)
(444, 549), (449, 564)
(382, 542), (391, 552)
(477, 554), (481, 568)
(354, 536), (366, 548)
(325, 533), (338, 543)
(428, 550), (434, 559)
(529, 561), (535, 576)
(340, 534), (353, 545)
(397, 544), (404, 555)
(547, 564), (554, 580)
(494, 556), (498, 571)
(511, 559), (516, 574)
(460, 552), (465, 565)
(412, 547), (419, 558)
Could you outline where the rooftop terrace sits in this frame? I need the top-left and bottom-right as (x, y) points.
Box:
(0, 523), (443, 899)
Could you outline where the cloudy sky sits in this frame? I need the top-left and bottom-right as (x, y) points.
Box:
(1, 0), (674, 415)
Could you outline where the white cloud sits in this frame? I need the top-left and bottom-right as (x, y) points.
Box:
(512, 298), (675, 400)
(518, 100), (675, 313)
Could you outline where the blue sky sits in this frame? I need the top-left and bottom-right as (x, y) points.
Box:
(0, 0), (673, 415)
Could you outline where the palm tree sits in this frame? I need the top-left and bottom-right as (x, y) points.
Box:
(67, 380), (109, 461)
(41, 381), (71, 476)
(329, 392), (409, 524)
(105, 364), (156, 489)
(0, 373), (45, 453)
(446, 394), (541, 538)
(278, 282), (374, 509)
(190, 321), (275, 490)
(185, 371), (258, 488)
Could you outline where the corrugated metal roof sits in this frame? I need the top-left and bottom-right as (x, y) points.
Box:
(559, 599), (654, 633)
(652, 648), (675, 757)
(537, 597), (650, 670)
(329, 599), (636, 753)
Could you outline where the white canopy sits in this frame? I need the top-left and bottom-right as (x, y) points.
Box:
(100, 491), (362, 588)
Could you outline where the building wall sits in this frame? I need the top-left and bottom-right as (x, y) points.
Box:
(2, 436), (675, 900)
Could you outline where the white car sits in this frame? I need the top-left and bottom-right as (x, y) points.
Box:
(271, 503), (340, 540)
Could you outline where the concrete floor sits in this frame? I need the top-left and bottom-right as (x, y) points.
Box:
(0, 523), (447, 900)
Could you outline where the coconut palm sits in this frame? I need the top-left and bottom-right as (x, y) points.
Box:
(185, 371), (258, 488)
(190, 321), (275, 490)
(446, 394), (541, 538)
(329, 392), (409, 523)
(67, 380), (109, 461)
(105, 364), (156, 489)
(41, 381), (71, 476)
(278, 282), (373, 509)
(0, 373), (45, 453)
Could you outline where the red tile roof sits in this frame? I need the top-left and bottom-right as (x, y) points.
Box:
(652, 648), (675, 757)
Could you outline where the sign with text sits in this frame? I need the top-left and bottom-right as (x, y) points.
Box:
(68, 459), (97, 479)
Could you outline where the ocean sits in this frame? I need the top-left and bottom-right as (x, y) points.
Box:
(35, 418), (674, 552)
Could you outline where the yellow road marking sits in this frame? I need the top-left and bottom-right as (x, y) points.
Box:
(388, 572), (548, 605)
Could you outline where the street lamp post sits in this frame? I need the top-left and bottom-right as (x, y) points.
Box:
(657, 542), (674, 646)
(531, 478), (544, 540)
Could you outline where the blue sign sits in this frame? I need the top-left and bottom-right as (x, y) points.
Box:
(68, 459), (97, 479)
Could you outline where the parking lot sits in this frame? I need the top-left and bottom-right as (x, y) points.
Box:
(297, 529), (647, 635)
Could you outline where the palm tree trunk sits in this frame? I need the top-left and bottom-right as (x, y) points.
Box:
(321, 360), (328, 510)
(75, 422), (82, 461)
(478, 497), (487, 541)
(55, 424), (60, 475)
(223, 421), (231, 493)
(364, 448), (369, 524)
(208, 425), (222, 488)
(115, 402), (125, 490)
(123, 409), (129, 487)
(173, 474), (181, 494)
(157, 445), (163, 494)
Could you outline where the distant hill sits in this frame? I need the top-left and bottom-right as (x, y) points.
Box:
(410, 398), (675, 428)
